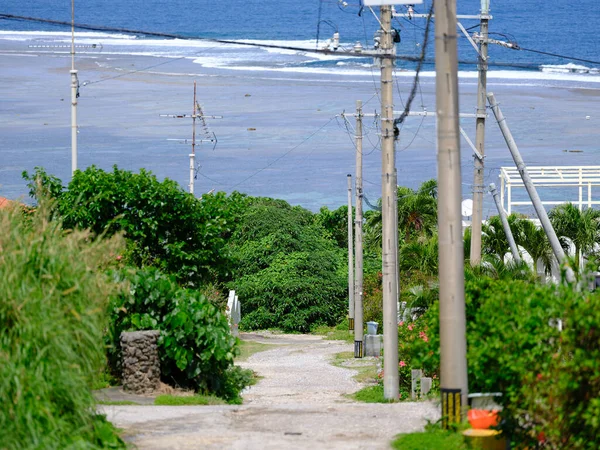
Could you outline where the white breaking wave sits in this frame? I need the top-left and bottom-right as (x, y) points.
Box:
(2, 30), (600, 85)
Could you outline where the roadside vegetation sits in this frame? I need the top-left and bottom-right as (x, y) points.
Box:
(6, 166), (600, 448)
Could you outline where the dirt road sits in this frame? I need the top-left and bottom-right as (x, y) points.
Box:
(101, 332), (439, 449)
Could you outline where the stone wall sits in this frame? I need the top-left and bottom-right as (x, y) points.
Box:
(120, 330), (161, 394)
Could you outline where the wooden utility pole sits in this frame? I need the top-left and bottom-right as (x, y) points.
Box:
(380, 4), (399, 401)
(70, 0), (78, 174)
(469, 0), (490, 265)
(347, 174), (355, 330)
(434, 0), (469, 424)
(354, 100), (364, 358)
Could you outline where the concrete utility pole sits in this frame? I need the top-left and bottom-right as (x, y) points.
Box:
(489, 183), (522, 264)
(380, 4), (399, 401)
(469, 0), (490, 265)
(434, 0), (469, 423)
(70, 0), (78, 174)
(354, 100), (364, 358)
(487, 93), (576, 283)
(347, 174), (355, 331)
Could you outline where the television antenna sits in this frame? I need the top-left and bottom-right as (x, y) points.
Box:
(160, 81), (222, 195)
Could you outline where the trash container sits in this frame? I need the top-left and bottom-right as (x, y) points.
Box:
(366, 321), (379, 335)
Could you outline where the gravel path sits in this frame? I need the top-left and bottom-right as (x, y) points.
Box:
(102, 332), (439, 449)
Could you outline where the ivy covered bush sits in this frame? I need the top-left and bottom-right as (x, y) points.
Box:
(108, 268), (250, 403)
(230, 200), (347, 332)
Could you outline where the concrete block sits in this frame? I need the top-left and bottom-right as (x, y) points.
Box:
(363, 334), (382, 357)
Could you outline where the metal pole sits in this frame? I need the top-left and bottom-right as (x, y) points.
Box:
(347, 174), (355, 329)
(434, 0), (469, 421)
(487, 92), (575, 283)
(191, 81), (197, 194)
(70, 0), (78, 174)
(469, 0), (489, 265)
(380, 4), (399, 401)
(489, 183), (521, 264)
(354, 100), (364, 357)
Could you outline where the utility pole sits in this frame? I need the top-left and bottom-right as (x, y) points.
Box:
(487, 93), (575, 283)
(434, 0), (469, 425)
(347, 174), (355, 331)
(354, 100), (364, 358)
(380, 4), (399, 401)
(70, 0), (78, 175)
(469, 0), (490, 265)
(489, 183), (521, 264)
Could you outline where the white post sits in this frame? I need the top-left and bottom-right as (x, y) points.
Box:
(70, 0), (78, 174)
(354, 101), (364, 357)
(189, 153), (195, 194)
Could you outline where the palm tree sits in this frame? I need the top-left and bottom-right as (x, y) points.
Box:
(549, 203), (600, 270)
(399, 233), (438, 276)
(481, 214), (523, 262)
(515, 219), (553, 276)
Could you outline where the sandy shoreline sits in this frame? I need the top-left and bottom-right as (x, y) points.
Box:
(1, 44), (599, 213)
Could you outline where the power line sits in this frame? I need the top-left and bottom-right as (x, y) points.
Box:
(1, 13), (578, 70)
(516, 46), (600, 66)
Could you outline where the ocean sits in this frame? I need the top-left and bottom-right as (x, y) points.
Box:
(0, 0), (599, 213)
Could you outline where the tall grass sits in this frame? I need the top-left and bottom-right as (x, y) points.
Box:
(0, 203), (125, 448)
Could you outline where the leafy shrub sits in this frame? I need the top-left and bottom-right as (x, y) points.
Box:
(405, 276), (598, 448)
(520, 291), (600, 449)
(108, 268), (246, 401)
(362, 271), (383, 326)
(230, 202), (347, 332)
(0, 203), (125, 448)
(23, 166), (248, 286)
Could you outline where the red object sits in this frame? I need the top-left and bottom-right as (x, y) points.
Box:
(468, 409), (500, 429)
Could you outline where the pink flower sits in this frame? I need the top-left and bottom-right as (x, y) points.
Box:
(116, 255), (122, 261)
(419, 331), (429, 342)
(398, 321), (404, 327)
(407, 324), (414, 331)
(399, 361), (406, 367)
(423, 336), (429, 342)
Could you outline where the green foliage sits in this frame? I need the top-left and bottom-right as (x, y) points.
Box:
(362, 271), (383, 326)
(550, 203), (600, 269)
(315, 204), (351, 249)
(405, 275), (600, 448)
(351, 385), (393, 403)
(519, 291), (600, 449)
(108, 267), (247, 401)
(231, 202), (347, 333)
(23, 166), (248, 286)
(154, 394), (226, 406)
(392, 426), (468, 450)
(0, 203), (125, 448)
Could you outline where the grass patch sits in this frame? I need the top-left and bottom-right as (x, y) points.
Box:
(312, 322), (354, 343)
(97, 400), (140, 406)
(154, 394), (226, 406)
(235, 340), (275, 362)
(392, 425), (469, 450)
(331, 351), (379, 384)
(351, 384), (397, 403)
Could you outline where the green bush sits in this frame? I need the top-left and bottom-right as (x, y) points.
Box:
(24, 166), (248, 286)
(0, 204), (125, 448)
(108, 268), (247, 402)
(520, 291), (600, 449)
(405, 276), (600, 448)
(230, 202), (347, 332)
